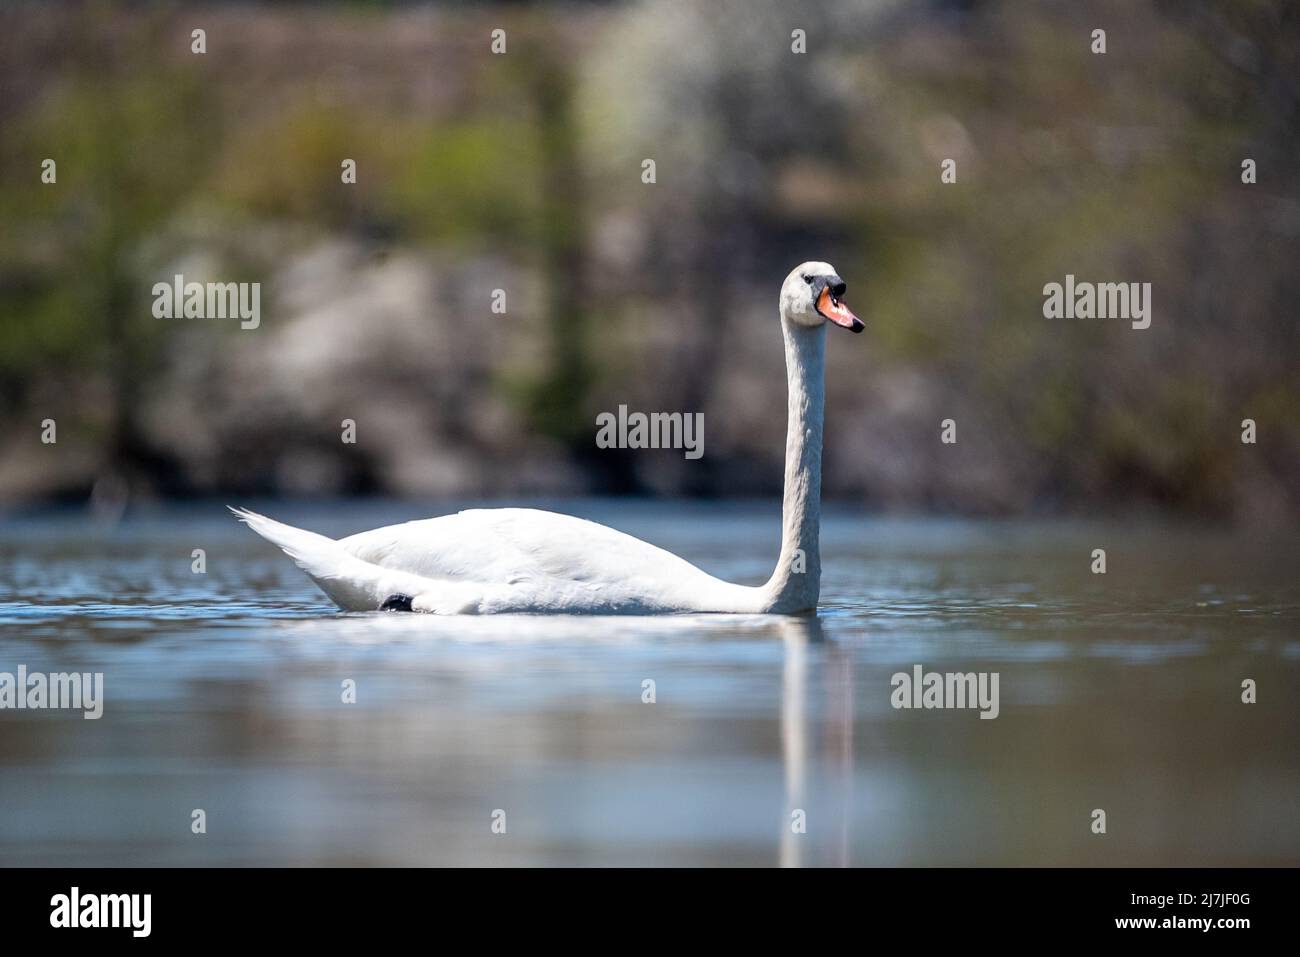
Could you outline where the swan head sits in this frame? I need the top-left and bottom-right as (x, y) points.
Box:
(780, 261), (863, 333)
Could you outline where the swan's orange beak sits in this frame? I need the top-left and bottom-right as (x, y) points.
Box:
(816, 286), (863, 333)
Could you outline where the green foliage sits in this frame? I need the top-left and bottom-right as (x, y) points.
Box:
(0, 64), (214, 394)
(387, 120), (543, 248)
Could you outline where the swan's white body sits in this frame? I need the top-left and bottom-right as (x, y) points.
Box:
(234, 261), (861, 615)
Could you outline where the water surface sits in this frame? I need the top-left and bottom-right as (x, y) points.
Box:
(1, 501), (1297, 866)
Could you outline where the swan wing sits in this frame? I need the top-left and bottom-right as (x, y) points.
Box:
(236, 506), (768, 613)
(338, 508), (711, 589)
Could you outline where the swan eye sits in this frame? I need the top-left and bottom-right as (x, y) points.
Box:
(802, 274), (811, 283)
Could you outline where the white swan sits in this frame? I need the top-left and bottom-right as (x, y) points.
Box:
(234, 261), (861, 614)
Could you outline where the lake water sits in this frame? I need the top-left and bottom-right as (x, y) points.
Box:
(1, 500), (1297, 866)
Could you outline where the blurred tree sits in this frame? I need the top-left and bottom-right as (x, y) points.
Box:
(0, 9), (217, 495)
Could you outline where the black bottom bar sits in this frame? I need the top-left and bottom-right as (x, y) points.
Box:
(0, 867), (1288, 943)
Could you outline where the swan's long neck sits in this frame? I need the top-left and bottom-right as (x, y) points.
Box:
(762, 317), (825, 613)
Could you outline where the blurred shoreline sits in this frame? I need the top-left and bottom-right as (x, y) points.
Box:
(2, 496), (1289, 545)
(1, 1), (1297, 524)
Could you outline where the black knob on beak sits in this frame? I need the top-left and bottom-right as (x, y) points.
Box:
(810, 275), (847, 298)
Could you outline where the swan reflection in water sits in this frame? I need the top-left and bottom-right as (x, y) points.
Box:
(777, 615), (852, 868)
(279, 608), (852, 866)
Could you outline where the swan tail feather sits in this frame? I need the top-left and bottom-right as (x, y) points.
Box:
(229, 507), (422, 610)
